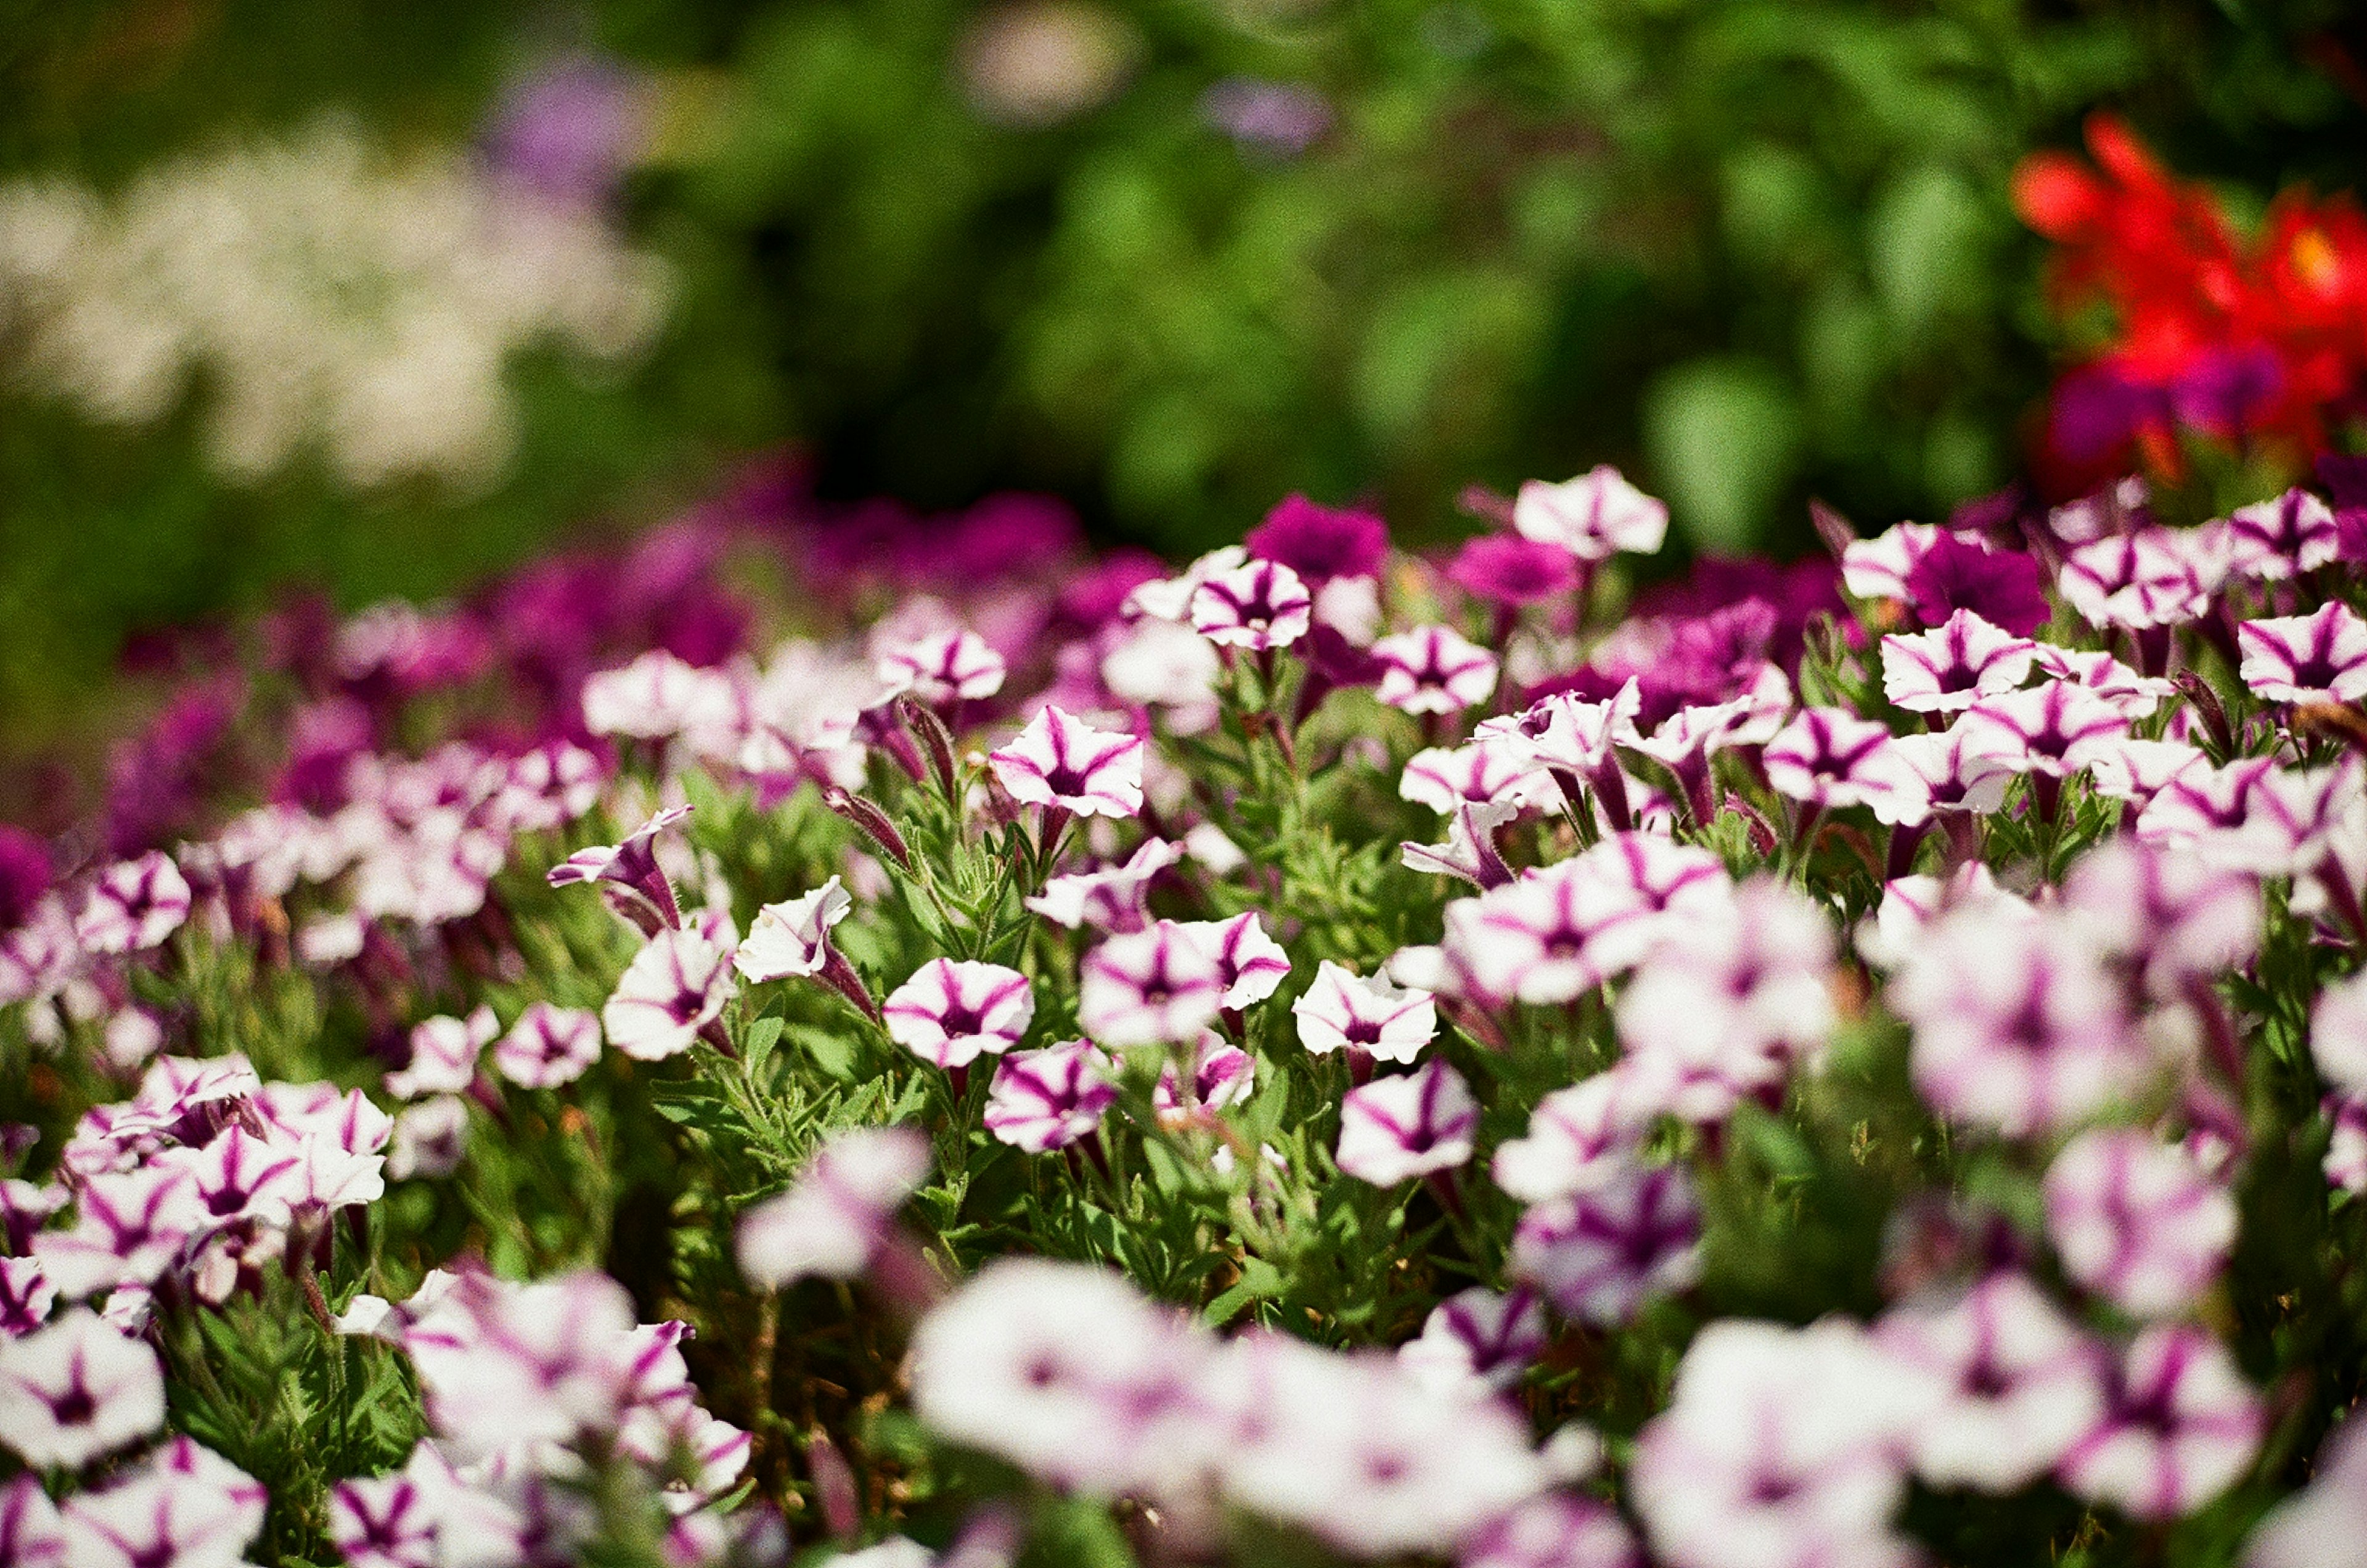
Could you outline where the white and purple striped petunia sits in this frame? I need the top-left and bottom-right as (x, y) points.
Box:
(983, 1040), (1118, 1154)
(74, 852), (192, 956)
(2237, 601), (2367, 704)
(736, 1127), (933, 1291)
(989, 705), (1145, 819)
(603, 925), (737, 1061)
(2043, 1128), (2236, 1320)
(1292, 960), (1437, 1065)
(1512, 466), (1669, 561)
(1188, 558), (1313, 651)
(494, 1002), (603, 1090)
(1372, 624), (1500, 715)
(2056, 1325), (2262, 1522)
(883, 959), (1035, 1070)
(1077, 920), (1226, 1046)
(876, 628), (1007, 704)
(1879, 609), (2038, 713)
(1335, 1058), (1479, 1185)
(1510, 1162), (1701, 1325)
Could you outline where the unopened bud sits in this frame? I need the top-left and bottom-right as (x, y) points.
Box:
(822, 788), (913, 870)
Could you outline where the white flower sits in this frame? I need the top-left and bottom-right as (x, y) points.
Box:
(1291, 961), (1436, 1064)
(604, 926), (736, 1060)
(0, 1309), (166, 1468)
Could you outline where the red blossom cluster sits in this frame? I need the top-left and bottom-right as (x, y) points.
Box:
(2015, 113), (2367, 491)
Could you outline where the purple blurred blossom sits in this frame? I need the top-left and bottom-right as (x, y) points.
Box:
(1202, 79), (1333, 158)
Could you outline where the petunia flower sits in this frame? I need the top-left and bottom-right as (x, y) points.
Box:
(2058, 528), (2226, 630)
(1372, 626), (1500, 714)
(1178, 912), (1291, 1009)
(1492, 1071), (1653, 1203)
(737, 1127), (931, 1290)
(603, 926), (736, 1061)
(735, 876), (851, 982)
(74, 852), (192, 955)
(0, 1475), (63, 1568)
(1397, 1285), (1547, 1394)
(1956, 680), (2132, 780)
(1460, 1492), (1644, 1568)
(1399, 743), (1556, 817)
(385, 1007), (498, 1100)
(328, 1445), (448, 1568)
(1445, 535), (1578, 607)
(1245, 494), (1389, 584)
(1478, 681), (1640, 788)
(1400, 798), (1519, 890)
(2140, 756), (2362, 878)
(1335, 1059), (1479, 1185)
(2061, 838), (2260, 1002)
(581, 650), (743, 746)
(1879, 610), (2038, 713)
(1291, 960), (1436, 1064)
(1125, 545), (1246, 623)
(2238, 602), (2367, 704)
(31, 1164), (205, 1299)
(1024, 838), (1184, 933)
(59, 1435), (266, 1568)
(1100, 618), (1222, 730)
(2221, 488), (2340, 582)
(1152, 1032), (1257, 1117)
(876, 629), (1007, 704)
(883, 959), (1035, 1070)
(1189, 559), (1313, 651)
(1902, 533), (2053, 635)
(1841, 520), (1948, 602)
(1762, 707), (1925, 822)
(1078, 920), (1226, 1046)
(2029, 645), (2176, 719)
(546, 804), (692, 930)
(2043, 1129), (2237, 1319)
(983, 1041), (1118, 1153)
(0, 1256), (54, 1337)
(2311, 968), (2367, 1100)
(0, 1308), (165, 1468)
(989, 705), (1145, 819)
(1876, 1272), (2108, 1493)
(1511, 1162), (1701, 1324)
(1442, 835), (1730, 1006)
(2057, 1325), (2262, 1521)
(1513, 467), (1669, 561)
(2247, 1411), (2367, 1568)
(385, 1098), (470, 1181)
(2323, 1093), (2367, 1195)
(493, 1003), (603, 1090)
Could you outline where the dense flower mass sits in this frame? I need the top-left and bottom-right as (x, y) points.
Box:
(1, 455), (2364, 1568)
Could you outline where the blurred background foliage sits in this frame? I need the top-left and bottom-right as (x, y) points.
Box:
(2, 0), (2365, 756)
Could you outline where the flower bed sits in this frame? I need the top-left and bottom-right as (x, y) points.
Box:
(1, 464), (2365, 1568)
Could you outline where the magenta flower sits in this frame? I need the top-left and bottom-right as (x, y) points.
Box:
(1762, 707), (1923, 821)
(2238, 602), (2367, 704)
(737, 1127), (931, 1289)
(385, 1006), (498, 1100)
(1397, 1285), (1547, 1394)
(1956, 680), (2132, 779)
(1372, 625), (1500, 715)
(1335, 1058), (1479, 1185)
(1152, 1031), (1257, 1116)
(883, 959), (1035, 1069)
(494, 1003), (603, 1089)
(984, 1041), (1118, 1153)
(1245, 494), (1389, 583)
(1892, 897), (2145, 1138)
(0, 1256), (54, 1337)
(876, 628), (1007, 704)
(2043, 1129), (2236, 1319)
(1492, 1071), (1653, 1203)
(1078, 920), (1226, 1046)
(74, 852), (192, 955)
(1902, 533), (2053, 636)
(1189, 558), (1313, 650)
(1842, 520), (1948, 601)
(736, 876), (852, 982)
(1876, 1272), (2108, 1492)
(546, 805), (692, 933)
(1292, 960), (1436, 1064)
(1446, 534), (1579, 606)
(1513, 467), (1669, 561)
(1512, 1162), (1701, 1324)
(989, 705), (1145, 819)
(1879, 610), (2037, 713)
(603, 925), (736, 1061)
(2222, 488), (2340, 581)
(2058, 529), (2225, 630)
(2058, 1325), (2262, 1521)
(1179, 912), (1291, 1008)
(0, 1308), (165, 1467)
(1025, 837), (1183, 933)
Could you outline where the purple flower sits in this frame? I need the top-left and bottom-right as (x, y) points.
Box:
(386, 1007), (498, 1100)
(1630, 1318), (1924, 1568)
(0, 1308), (165, 1467)
(0, 827), (52, 934)
(1201, 78), (1334, 158)
(1841, 521), (1948, 602)
(1245, 494), (1388, 582)
(907, 1259), (1217, 1499)
(494, 1003), (603, 1090)
(1024, 838), (1183, 933)
(877, 629), (1008, 704)
(73, 852), (192, 956)
(2238, 602), (2367, 704)
(0, 1474), (62, 1568)
(1336, 1059), (1479, 1185)
(2222, 488), (2340, 582)
(1900, 533), (2052, 636)
(2043, 1129), (2236, 1319)
(737, 1127), (931, 1289)
(1400, 742), (1556, 816)
(1513, 467), (1669, 561)
(1492, 1072), (1652, 1203)
(1442, 836), (1730, 1005)
(1179, 912), (1291, 1008)
(32, 1164), (205, 1299)
(2139, 757), (2361, 877)
(883, 960), (1035, 1070)
(603, 926), (737, 1061)
(1879, 610), (2038, 713)
(2058, 1325), (2262, 1521)
(1398, 1285), (1547, 1394)
(1890, 896), (2144, 1138)
(59, 1435), (265, 1568)
(1152, 1032), (1256, 1117)
(1956, 680), (2132, 780)
(737, 877), (852, 982)
(984, 1041), (1118, 1153)
(2061, 838), (2260, 1002)
(1447, 535), (1579, 606)
(386, 1098), (469, 1181)
(1511, 1162), (1701, 1324)
(1762, 708), (1923, 821)
(1461, 1492), (1644, 1568)
(328, 1447), (444, 1568)
(2058, 529), (2226, 631)
(484, 56), (650, 206)
(1293, 960), (1436, 1064)
(1078, 920), (1226, 1046)
(0, 1256), (54, 1337)
(399, 1267), (650, 1455)
(1189, 560), (1313, 651)
(1876, 1272), (2107, 1492)
(547, 804), (693, 931)
(990, 705), (1145, 819)
(1373, 625), (1500, 715)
